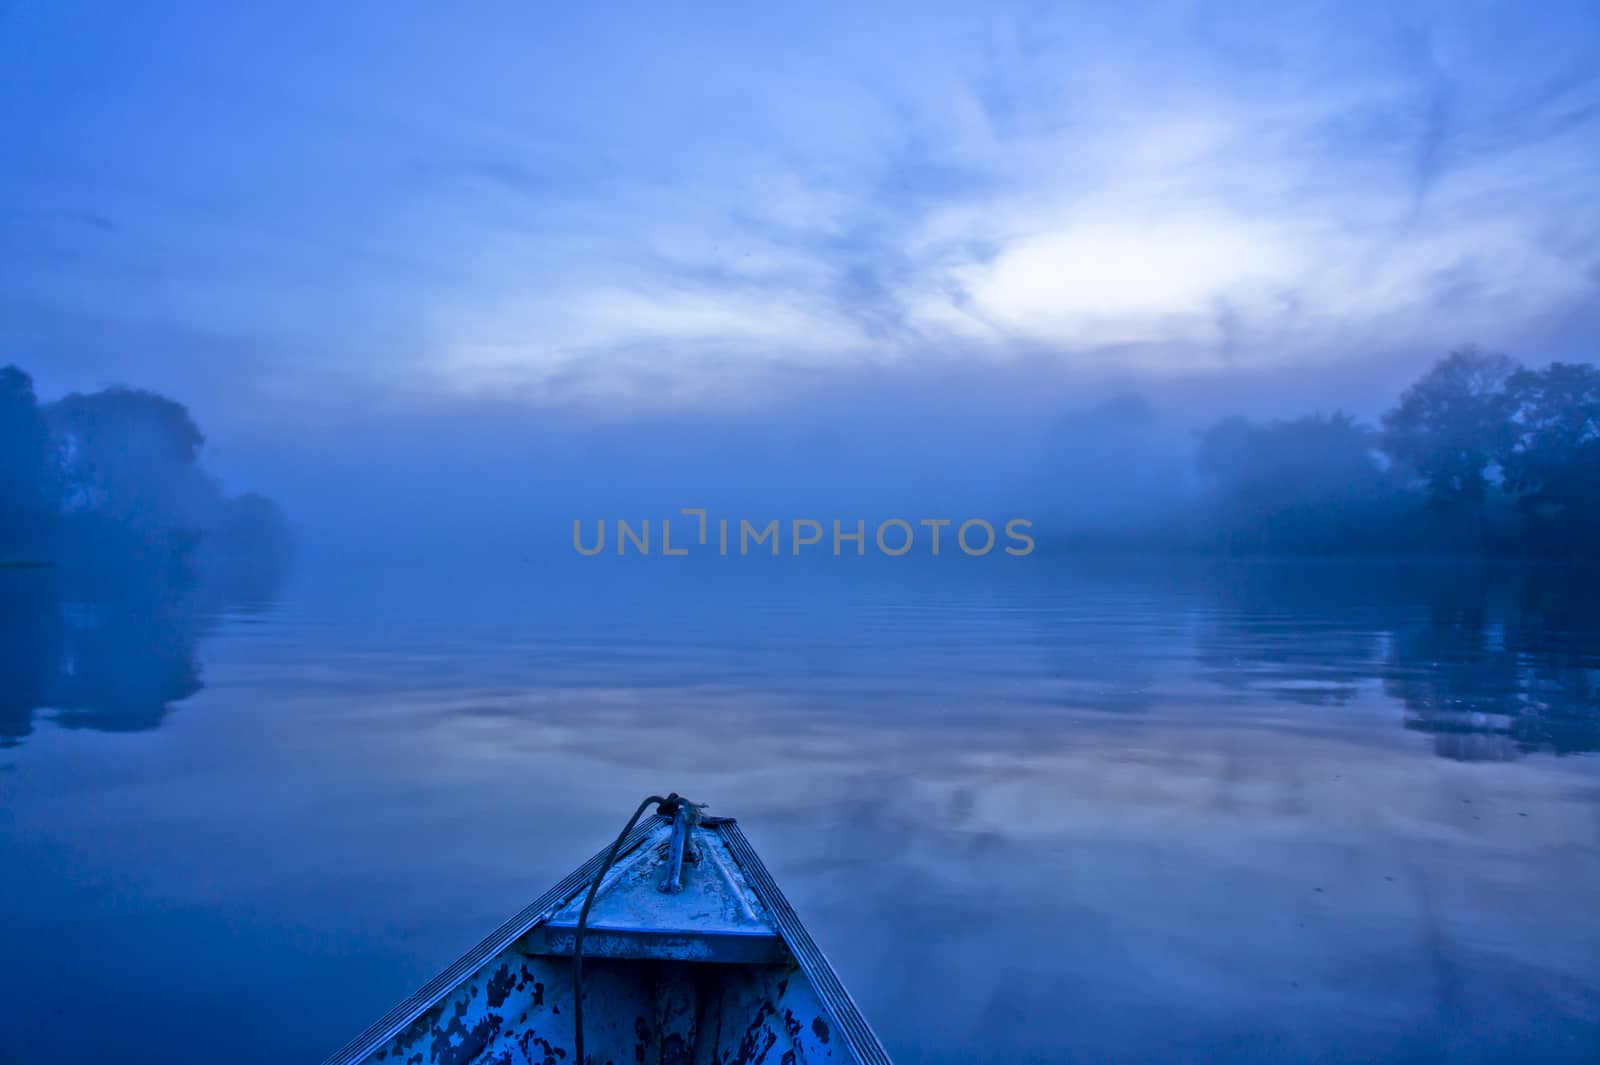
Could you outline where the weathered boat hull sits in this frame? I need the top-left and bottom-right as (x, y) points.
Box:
(323, 812), (892, 1065)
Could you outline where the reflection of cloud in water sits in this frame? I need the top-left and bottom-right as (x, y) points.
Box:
(779, 748), (1599, 1064)
(5, 556), (1597, 767)
(270, 653), (1600, 1064)
(6, 556), (1600, 1064)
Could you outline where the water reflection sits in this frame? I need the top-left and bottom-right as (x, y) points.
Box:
(1195, 563), (1390, 708)
(0, 566), (282, 746)
(1188, 562), (1600, 759)
(1385, 568), (1600, 761)
(2, 558), (1597, 764)
(3, 556), (1598, 1065)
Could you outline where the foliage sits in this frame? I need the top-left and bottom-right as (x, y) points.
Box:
(0, 366), (61, 561)
(1197, 349), (1600, 557)
(48, 386), (219, 565)
(1379, 347), (1519, 508)
(0, 363), (291, 577)
(1500, 362), (1600, 553)
(1195, 412), (1409, 552)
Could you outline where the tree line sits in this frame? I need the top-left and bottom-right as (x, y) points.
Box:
(0, 363), (292, 582)
(1194, 350), (1600, 557)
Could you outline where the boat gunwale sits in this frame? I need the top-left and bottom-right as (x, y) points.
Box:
(722, 820), (895, 1065)
(318, 814), (670, 1065)
(320, 813), (896, 1065)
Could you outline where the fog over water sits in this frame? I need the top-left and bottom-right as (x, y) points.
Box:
(4, 554), (1600, 1064)
(9, 2), (1600, 548)
(5, 3), (1600, 1063)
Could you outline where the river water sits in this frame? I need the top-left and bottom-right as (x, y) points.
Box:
(3, 554), (1598, 1063)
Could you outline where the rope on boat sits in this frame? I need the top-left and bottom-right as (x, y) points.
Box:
(572, 792), (688, 1065)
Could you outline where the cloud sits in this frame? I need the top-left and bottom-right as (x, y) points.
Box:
(3, 0), (1598, 417)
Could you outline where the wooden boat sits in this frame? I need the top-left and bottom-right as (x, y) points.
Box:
(323, 795), (893, 1065)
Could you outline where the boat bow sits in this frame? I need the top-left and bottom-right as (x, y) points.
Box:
(322, 805), (893, 1065)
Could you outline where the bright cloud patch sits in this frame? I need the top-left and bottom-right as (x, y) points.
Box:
(4, 1), (1598, 409)
(923, 214), (1300, 350)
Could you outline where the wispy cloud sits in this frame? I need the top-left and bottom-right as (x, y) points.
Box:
(3, 0), (1597, 415)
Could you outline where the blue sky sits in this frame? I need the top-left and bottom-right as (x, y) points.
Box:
(4, 0), (1598, 441)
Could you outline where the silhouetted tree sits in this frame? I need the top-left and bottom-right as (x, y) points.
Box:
(2, 365), (294, 747)
(1380, 348), (1520, 508)
(1195, 412), (1399, 551)
(0, 365), (61, 561)
(47, 386), (222, 568)
(5, 366), (297, 581)
(1500, 362), (1600, 555)
(1189, 348), (1598, 557)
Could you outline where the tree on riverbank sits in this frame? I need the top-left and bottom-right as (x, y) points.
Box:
(1197, 350), (1600, 558)
(1501, 361), (1600, 555)
(0, 367), (60, 563)
(0, 364), (292, 580)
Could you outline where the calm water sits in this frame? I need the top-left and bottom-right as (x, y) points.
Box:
(3, 553), (1600, 1064)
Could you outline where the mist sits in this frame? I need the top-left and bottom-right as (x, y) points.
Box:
(7, 6), (1600, 1065)
(8, 1), (1598, 563)
(197, 350), (1600, 564)
(116, 355), (1302, 542)
(0, 365), (293, 587)
(12, 344), (1596, 569)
